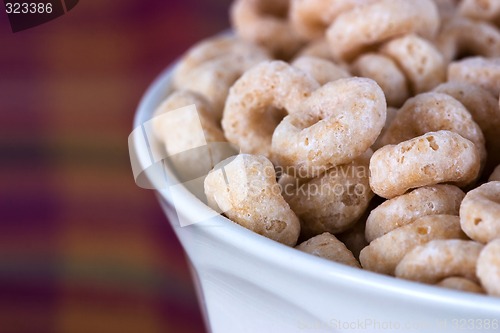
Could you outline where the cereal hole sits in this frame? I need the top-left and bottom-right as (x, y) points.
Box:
(473, 218), (483, 226)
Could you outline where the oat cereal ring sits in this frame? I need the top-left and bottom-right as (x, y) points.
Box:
(433, 82), (500, 168)
(287, 149), (373, 237)
(433, 82), (500, 142)
(152, 90), (226, 153)
(295, 39), (334, 61)
(173, 36), (270, 120)
(365, 185), (465, 243)
(296, 232), (360, 268)
(360, 215), (466, 275)
(204, 154), (300, 246)
(175, 60), (252, 122)
(476, 239), (500, 296)
(278, 173), (311, 204)
(292, 56), (350, 85)
(490, 165), (500, 181)
(460, 181), (500, 244)
(379, 92), (487, 165)
(337, 195), (383, 259)
(152, 90), (235, 180)
(174, 35), (249, 81)
(336, 215), (369, 261)
(448, 57), (500, 97)
(434, 0), (459, 19)
(326, 0), (440, 62)
(370, 131), (481, 199)
(380, 34), (446, 94)
(372, 107), (398, 151)
(436, 277), (485, 294)
(230, 0), (303, 58)
(459, 0), (500, 24)
(395, 239), (484, 284)
(351, 54), (409, 107)
(435, 18), (500, 64)
(289, 0), (378, 41)
(272, 77), (386, 178)
(174, 35), (269, 88)
(222, 60), (320, 158)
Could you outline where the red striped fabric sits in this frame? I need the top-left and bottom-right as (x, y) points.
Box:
(0, 1), (232, 332)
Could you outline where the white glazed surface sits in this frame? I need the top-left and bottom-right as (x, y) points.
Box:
(132, 60), (500, 333)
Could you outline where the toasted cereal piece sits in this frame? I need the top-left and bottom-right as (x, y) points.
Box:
(360, 215), (466, 275)
(448, 57), (500, 97)
(279, 173), (301, 195)
(365, 185), (465, 242)
(174, 35), (268, 83)
(292, 56), (350, 85)
(287, 150), (373, 237)
(289, 0), (379, 40)
(278, 172), (312, 204)
(435, 18), (500, 63)
(336, 213), (369, 261)
(460, 181), (500, 244)
(459, 0), (500, 23)
(370, 131), (481, 199)
(326, 0), (440, 62)
(380, 34), (446, 94)
(434, 0), (459, 19)
(173, 35), (270, 120)
(351, 54), (409, 107)
(223, 61), (320, 158)
(436, 277), (485, 294)
(395, 239), (484, 283)
(379, 92), (487, 166)
(230, 0), (303, 58)
(476, 239), (500, 296)
(152, 91), (235, 181)
(272, 77), (386, 178)
(176, 60), (246, 121)
(490, 165), (500, 181)
(337, 195), (383, 258)
(204, 154), (300, 246)
(153, 90), (225, 145)
(433, 82), (500, 141)
(295, 39), (334, 61)
(372, 107), (398, 151)
(434, 82), (500, 169)
(296, 232), (360, 268)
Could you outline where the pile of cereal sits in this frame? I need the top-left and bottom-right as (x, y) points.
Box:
(152, 0), (500, 297)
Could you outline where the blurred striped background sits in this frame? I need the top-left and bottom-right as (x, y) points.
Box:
(0, 1), (232, 332)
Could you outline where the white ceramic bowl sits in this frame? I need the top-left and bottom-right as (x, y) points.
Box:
(131, 61), (500, 333)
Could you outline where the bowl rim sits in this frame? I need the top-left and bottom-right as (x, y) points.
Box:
(131, 49), (500, 313)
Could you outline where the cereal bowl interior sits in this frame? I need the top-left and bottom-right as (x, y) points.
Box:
(131, 61), (500, 333)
